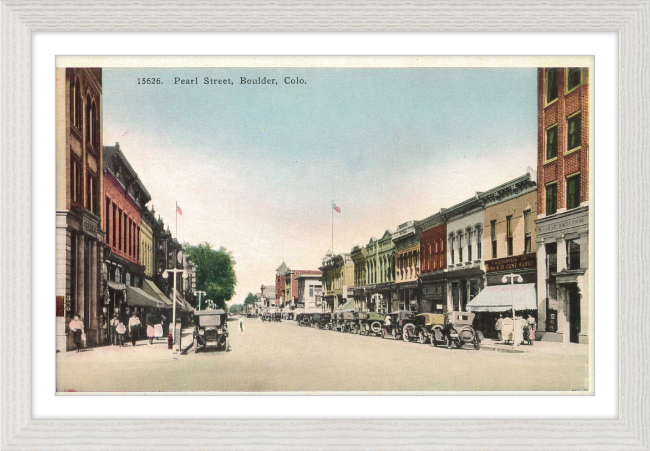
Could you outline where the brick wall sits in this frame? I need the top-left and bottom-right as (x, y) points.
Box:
(420, 223), (447, 274)
(103, 171), (141, 265)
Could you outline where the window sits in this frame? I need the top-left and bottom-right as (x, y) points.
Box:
(309, 287), (313, 297)
(506, 216), (513, 256)
(458, 233), (463, 263)
(112, 204), (117, 247)
(476, 226), (482, 259)
(566, 173), (581, 209)
(86, 172), (98, 215)
(567, 112), (582, 151)
(546, 183), (557, 215)
(105, 197), (110, 243)
(86, 94), (92, 145)
(546, 125), (558, 160)
(567, 239), (581, 270)
(567, 68), (581, 91)
(524, 210), (532, 253)
(466, 229), (472, 261)
(546, 68), (558, 103)
(490, 220), (497, 259)
(118, 209), (122, 251)
(70, 157), (82, 206)
(450, 235), (455, 264)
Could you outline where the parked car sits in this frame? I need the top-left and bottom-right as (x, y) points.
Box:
(402, 313), (446, 344)
(318, 313), (333, 330)
(341, 311), (356, 333)
(430, 311), (483, 350)
(192, 309), (229, 352)
(297, 313), (312, 327)
(359, 312), (386, 336)
(273, 312), (282, 322)
(381, 310), (414, 340)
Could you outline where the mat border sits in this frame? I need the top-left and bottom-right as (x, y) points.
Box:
(1, 1), (648, 450)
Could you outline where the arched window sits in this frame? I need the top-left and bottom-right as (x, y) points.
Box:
(86, 93), (92, 145)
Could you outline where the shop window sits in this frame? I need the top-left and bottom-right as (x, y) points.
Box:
(450, 236), (455, 265)
(546, 125), (558, 160)
(469, 279), (479, 301)
(567, 68), (581, 91)
(546, 242), (557, 274)
(506, 215), (513, 256)
(567, 239), (581, 270)
(546, 68), (558, 103)
(567, 112), (582, 151)
(566, 173), (581, 210)
(490, 220), (497, 258)
(524, 210), (532, 253)
(70, 156), (83, 206)
(546, 183), (557, 215)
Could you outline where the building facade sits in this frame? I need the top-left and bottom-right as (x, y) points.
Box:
(392, 220), (421, 312)
(535, 67), (590, 344)
(363, 232), (395, 313)
(417, 213), (447, 314)
(445, 197), (485, 312)
(103, 143), (152, 327)
(296, 274), (323, 312)
(140, 206), (155, 278)
(56, 67), (104, 350)
(275, 262), (289, 306)
(350, 245), (368, 311)
(320, 252), (354, 312)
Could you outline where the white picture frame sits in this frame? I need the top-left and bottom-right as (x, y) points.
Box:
(1, 1), (648, 449)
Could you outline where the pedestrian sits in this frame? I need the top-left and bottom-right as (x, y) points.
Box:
(147, 321), (155, 345)
(69, 315), (85, 352)
(154, 315), (165, 342)
(495, 313), (504, 341)
(239, 316), (244, 332)
(128, 310), (141, 347)
(109, 314), (119, 346)
(115, 320), (126, 347)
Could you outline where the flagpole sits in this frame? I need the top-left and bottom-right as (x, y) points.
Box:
(331, 200), (334, 254)
(175, 201), (178, 241)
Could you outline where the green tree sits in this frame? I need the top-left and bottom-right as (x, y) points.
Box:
(244, 292), (257, 307)
(184, 242), (236, 311)
(229, 304), (244, 314)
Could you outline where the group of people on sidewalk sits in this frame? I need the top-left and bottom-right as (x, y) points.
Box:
(68, 309), (168, 352)
(494, 312), (536, 344)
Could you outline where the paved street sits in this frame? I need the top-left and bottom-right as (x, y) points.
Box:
(57, 318), (588, 393)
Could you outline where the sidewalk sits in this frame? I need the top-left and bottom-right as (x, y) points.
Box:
(481, 338), (588, 356)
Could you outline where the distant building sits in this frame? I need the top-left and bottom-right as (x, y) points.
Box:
(296, 274), (323, 313)
(363, 232), (395, 313)
(393, 220), (421, 312)
(350, 245), (368, 311)
(56, 67), (104, 350)
(535, 67), (590, 344)
(275, 262), (289, 306)
(417, 212), (447, 314)
(274, 262), (321, 308)
(319, 252), (354, 312)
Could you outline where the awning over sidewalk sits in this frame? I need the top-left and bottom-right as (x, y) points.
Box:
(142, 279), (173, 307)
(107, 281), (126, 290)
(169, 291), (193, 312)
(336, 297), (355, 312)
(466, 283), (537, 312)
(125, 286), (166, 308)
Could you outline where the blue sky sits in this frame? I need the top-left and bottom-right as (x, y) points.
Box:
(103, 67), (537, 304)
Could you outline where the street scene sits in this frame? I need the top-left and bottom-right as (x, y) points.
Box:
(56, 60), (591, 393)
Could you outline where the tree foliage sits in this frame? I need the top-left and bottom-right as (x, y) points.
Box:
(229, 304), (244, 314)
(244, 292), (258, 306)
(184, 242), (236, 311)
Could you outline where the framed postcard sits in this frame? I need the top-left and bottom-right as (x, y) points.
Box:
(2, 1), (649, 450)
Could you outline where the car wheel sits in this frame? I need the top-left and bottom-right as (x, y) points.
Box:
(473, 339), (481, 350)
(430, 335), (437, 347)
(418, 332), (425, 344)
(370, 322), (382, 334)
(403, 324), (414, 342)
(445, 336), (453, 349)
(456, 340), (464, 349)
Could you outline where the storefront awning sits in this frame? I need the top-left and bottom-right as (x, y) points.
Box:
(107, 281), (126, 290)
(466, 283), (537, 312)
(336, 297), (355, 312)
(170, 291), (193, 311)
(142, 279), (173, 307)
(125, 286), (165, 308)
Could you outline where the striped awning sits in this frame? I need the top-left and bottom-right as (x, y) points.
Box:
(125, 286), (165, 308)
(466, 284), (537, 313)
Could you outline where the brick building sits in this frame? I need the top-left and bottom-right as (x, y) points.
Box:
(393, 220), (421, 312)
(417, 213), (447, 314)
(535, 67), (590, 344)
(56, 67), (104, 350)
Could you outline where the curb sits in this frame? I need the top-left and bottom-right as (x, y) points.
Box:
(480, 345), (525, 354)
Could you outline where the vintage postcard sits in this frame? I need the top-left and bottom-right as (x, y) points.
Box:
(55, 56), (593, 393)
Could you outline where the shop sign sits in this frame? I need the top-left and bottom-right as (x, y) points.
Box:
(485, 253), (536, 272)
(537, 215), (587, 235)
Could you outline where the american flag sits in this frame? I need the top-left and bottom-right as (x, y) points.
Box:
(332, 202), (341, 213)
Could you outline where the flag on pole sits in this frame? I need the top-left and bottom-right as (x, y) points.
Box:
(332, 202), (341, 213)
(177, 204), (183, 216)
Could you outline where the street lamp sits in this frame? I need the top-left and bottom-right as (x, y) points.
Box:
(502, 273), (523, 348)
(196, 290), (206, 310)
(163, 267), (188, 349)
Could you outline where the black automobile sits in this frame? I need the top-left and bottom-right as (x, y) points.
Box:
(381, 310), (414, 340)
(192, 309), (229, 352)
(318, 313), (333, 330)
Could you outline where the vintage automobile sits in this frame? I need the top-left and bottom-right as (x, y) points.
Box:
(381, 310), (414, 340)
(402, 313), (446, 344)
(311, 313), (322, 328)
(317, 313), (333, 330)
(273, 312), (283, 322)
(341, 311), (356, 333)
(192, 309), (229, 352)
(359, 312), (386, 336)
(430, 311), (483, 350)
(297, 312), (312, 326)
